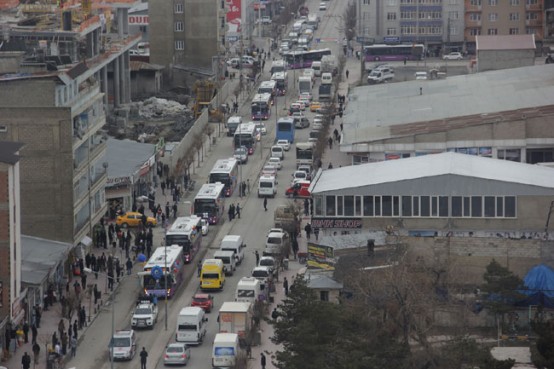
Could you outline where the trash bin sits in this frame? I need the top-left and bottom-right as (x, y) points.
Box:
(283, 258), (289, 270)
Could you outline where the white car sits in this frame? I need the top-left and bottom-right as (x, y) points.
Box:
(200, 219), (209, 236)
(262, 164), (278, 177)
(298, 98), (311, 108)
(312, 120), (323, 130)
(255, 122), (267, 135)
(276, 139), (290, 151)
(299, 92), (313, 101)
(291, 170), (307, 183)
(415, 71), (428, 80)
(295, 100), (307, 111)
(319, 3), (327, 10)
(443, 52), (463, 60)
(268, 157), (282, 170)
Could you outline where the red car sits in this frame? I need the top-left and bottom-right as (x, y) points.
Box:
(285, 180), (311, 198)
(191, 293), (214, 312)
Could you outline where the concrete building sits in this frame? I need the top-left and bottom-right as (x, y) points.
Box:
(476, 35), (536, 71)
(0, 141), (24, 337)
(341, 64), (554, 165)
(309, 152), (554, 237)
(0, 0), (140, 248)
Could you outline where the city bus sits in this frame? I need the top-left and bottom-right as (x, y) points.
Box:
(251, 93), (272, 120)
(209, 158), (239, 197)
(234, 122), (257, 154)
(363, 44), (424, 62)
(165, 216), (203, 263)
(276, 117), (295, 144)
(258, 80), (277, 99)
(296, 142), (313, 166)
(283, 48), (332, 69)
(271, 72), (288, 96)
(270, 60), (287, 74)
(139, 244), (184, 298)
(194, 182), (226, 225)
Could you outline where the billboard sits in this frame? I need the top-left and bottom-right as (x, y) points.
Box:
(226, 0), (241, 37)
(307, 243), (335, 270)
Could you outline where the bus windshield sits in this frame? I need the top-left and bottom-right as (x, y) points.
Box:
(165, 235), (191, 251)
(194, 199), (218, 215)
(209, 173), (230, 187)
(278, 123), (292, 131)
(234, 134), (255, 148)
(142, 274), (174, 289)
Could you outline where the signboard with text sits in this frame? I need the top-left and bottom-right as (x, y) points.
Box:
(307, 243), (335, 270)
(226, 0), (241, 38)
(310, 218), (363, 229)
(128, 15), (149, 25)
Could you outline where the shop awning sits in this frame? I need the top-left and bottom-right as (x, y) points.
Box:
(21, 235), (72, 286)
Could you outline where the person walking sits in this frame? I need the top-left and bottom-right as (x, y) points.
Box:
(283, 277), (289, 296)
(263, 197), (268, 211)
(140, 347), (148, 369)
(32, 342), (40, 364)
(31, 323), (37, 345)
(22, 320), (29, 343)
(197, 261), (202, 277)
(261, 352), (266, 369)
(70, 335), (77, 357)
(328, 137), (333, 149)
(314, 227), (320, 241)
(345, 69), (350, 79)
(21, 351), (31, 369)
(126, 258), (133, 275)
(304, 223), (312, 240)
(228, 204), (235, 221)
(254, 250), (260, 265)
(235, 204), (241, 219)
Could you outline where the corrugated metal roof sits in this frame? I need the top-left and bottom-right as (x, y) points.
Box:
(476, 35), (536, 51)
(106, 138), (155, 183)
(21, 235), (72, 285)
(310, 152), (554, 194)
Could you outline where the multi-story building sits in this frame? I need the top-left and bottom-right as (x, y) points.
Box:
(0, 141), (24, 333)
(0, 0), (139, 247)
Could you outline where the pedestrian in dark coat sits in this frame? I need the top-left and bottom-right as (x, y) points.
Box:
(22, 352), (31, 369)
(140, 347), (148, 369)
(304, 223), (312, 240)
(22, 321), (29, 343)
(263, 197), (268, 211)
(235, 204), (241, 219)
(32, 342), (40, 364)
(31, 323), (37, 345)
(283, 277), (289, 296)
(261, 352), (266, 369)
(228, 204), (235, 221)
(165, 202), (170, 219)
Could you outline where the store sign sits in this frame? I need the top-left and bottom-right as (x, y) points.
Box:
(106, 176), (132, 187)
(128, 15), (149, 25)
(307, 243), (335, 270)
(311, 218), (362, 229)
(226, 0), (241, 36)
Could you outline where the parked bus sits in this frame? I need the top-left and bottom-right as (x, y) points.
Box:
(194, 182), (226, 225)
(271, 72), (288, 95)
(251, 93), (272, 120)
(296, 142), (313, 166)
(276, 117), (295, 144)
(165, 216), (203, 263)
(270, 60), (287, 74)
(139, 245), (184, 298)
(209, 158), (239, 197)
(234, 122), (257, 154)
(283, 48), (332, 69)
(363, 44), (424, 62)
(258, 80), (277, 99)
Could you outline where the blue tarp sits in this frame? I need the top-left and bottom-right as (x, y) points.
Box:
(516, 264), (554, 308)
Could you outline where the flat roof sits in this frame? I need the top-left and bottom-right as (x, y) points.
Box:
(106, 138), (155, 183)
(342, 64), (554, 145)
(310, 152), (554, 194)
(476, 35), (535, 51)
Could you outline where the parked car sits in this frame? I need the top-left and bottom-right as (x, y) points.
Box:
(276, 139), (290, 151)
(262, 164), (278, 177)
(163, 343), (191, 366)
(116, 212), (157, 228)
(268, 157), (282, 170)
(443, 52), (463, 60)
(191, 293), (214, 312)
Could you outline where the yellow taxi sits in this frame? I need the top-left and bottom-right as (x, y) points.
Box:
(310, 101), (322, 112)
(116, 212), (157, 227)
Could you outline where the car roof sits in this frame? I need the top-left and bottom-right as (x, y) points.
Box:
(193, 293), (211, 298)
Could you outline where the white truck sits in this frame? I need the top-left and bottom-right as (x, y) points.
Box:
(218, 301), (253, 340)
(367, 67), (394, 84)
(131, 301), (158, 329)
(298, 76), (312, 95)
(176, 306), (208, 344)
(212, 333), (240, 368)
(235, 277), (261, 303)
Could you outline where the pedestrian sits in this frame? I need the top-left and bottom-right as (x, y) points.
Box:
(160, 181), (166, 195)
(70, 335), (77, 357)
(73, 320), (78, 339)
(172, 202), (178, 219)
(328, 162), (333, 169)
(304, 223), (312, 240)
(197, 261), (202, 277)
(80, 306), (87, 328)
(283, 277), (289, 296)
(261, 352), (266, 369)
(263, 197), (268, 211)
(68, 323), (72, 341)
(61, 332), (68, 355)
(346, 69), (349, 79)
(255, 250), (260, 265)
(340, 122), (343, 131)
(328, 137), (333, 149)
(247, 179), (250, 194)
(271, 308), (279, 320)
(314, 227), (320, 241)
(58, 319), (65, 341)
(31, 323), (37, 345)
(52, 331), (58, 347)
(126, 258), (133, 275)
(22, 320), (29, 343)
(333, 128), (339, 142)
(32, 342), (40, 364)
(235, 203), (241, 219)
(165, 201), (170, 219)
(228, 204), (235, 221)
(140, 347), (148, 369)
(292, 238), (299, 260)
(21, 351), (31, 369)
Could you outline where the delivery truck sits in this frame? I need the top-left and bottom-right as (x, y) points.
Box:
(212, 333), (240, 368)
(218, 301), (253, 342)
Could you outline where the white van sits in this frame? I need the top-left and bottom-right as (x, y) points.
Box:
(303, 68), (315, 82)
(213, 249), (237, 276)
(292, 21), (303, 32)
(235, 277), (261, 303)
(227, 116), (242, 137)
(219, 235), (246, 264)
(321, 72), (333, 85)
(271, 145), (284, 159)
(176, 307), (208, 345)
(212, 333), (240, 368)
(264, 230), (290, 256)
(311, 61), (322, 77)
(258, 175), (277, 198)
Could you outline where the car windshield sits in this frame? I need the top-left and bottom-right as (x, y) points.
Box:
(267, 237), (282, 244)
(235, 149), (246, 155)
(193, 297), (209, 303)
(260, 259), (274, 266)
(111, 337), (131, 348)
(167, 346), (184, 353)
(134, 308), (152, 315)
(252, 270), (269, 278)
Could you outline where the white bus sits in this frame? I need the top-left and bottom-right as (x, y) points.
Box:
(251, 93), (272, 120)
(258, 80), (277, 98)
(209, 158), (239, 197)
(139, 245), (184, 298)
(271, 71), (288, 95)
(270, 60), (287, 74)
(234, 122), (258, 154)
(194, 183), (226, 225)
(165, 216), (203, 263)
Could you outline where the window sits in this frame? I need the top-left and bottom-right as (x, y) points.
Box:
(448, 11), (459, 19)
(175, 21), (184, 32)
(175, 40), (184, 50)
(509, 13), (519, 21)
(336, 196), (343, 216)
(470, 0), (481, 4)
(526, 27), (538, 35)
(471, 197), (482, 217)
(174, 2), (183, 13)
(412, 197), (420, 216)
(509, 28), (519, 34)
(487, 28), (498, 35)
(387, 12), (397, 20)
(439, 197), (448, 217)
(527, 12), (538, 20)
(488, 13), (498, 21)
(527, 0), (538, 4)
(496, 197), (504, 217)
(498, 148), (521, 162)
(387, 0), (397, 5)
(326, 196), (336, 216)
(488, 0), (497, 5)
(402, 196), (412, 216)
(431, 197), (438, 217)
(355, 196), (362, 216)
(452, 196), (462, 217)
(463, 197), (470, 217)
(363, 196), (374, 216)
(374, 196), (381, 216)
(510, 0), (519, 5)
(315, 196), (323, 215)
(505, 197), (516, 217)
(382, 196), (392, 216)
(344, 196), (354, 216)
(420, 196), (430, 217)
(362, 0), (370, 4)
(393, 197), (400, 216)
(363, 12), (370, 20)
(387, 28), (397, 35)
(320, 291), (329, 301)
(484, 197), (495, 217)
(469, 28), (481, 36)
(469, 13), (481, 21)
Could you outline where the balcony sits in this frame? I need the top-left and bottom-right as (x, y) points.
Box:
(465, 0), (482, 12)
(466, 20), (481, 27)
(526, 3), (543, 11)
(71, 83), (102, 116)
(526, 19), (542, 27)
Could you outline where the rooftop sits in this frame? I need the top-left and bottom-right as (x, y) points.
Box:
(0, 141), (24, 164)
(476, 35), (536, 51)
(105, 138), (155, 185)
(309, 152), (554, 194)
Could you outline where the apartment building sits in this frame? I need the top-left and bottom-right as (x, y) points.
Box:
(0, 0), (139, 247)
